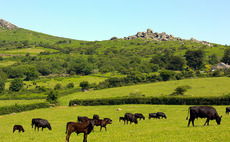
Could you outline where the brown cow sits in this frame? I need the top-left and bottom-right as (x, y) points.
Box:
(95, 118), (112, 131)
(13, 125), (25, 133)
(65, 121), (94, 142)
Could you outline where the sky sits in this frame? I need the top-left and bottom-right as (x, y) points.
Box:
(1, 0), (230, 45)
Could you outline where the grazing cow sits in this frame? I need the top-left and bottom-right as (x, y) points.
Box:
(31, 118), (52, 131)
(13, 125), (25, 133)
(186, 106), (222, 127)
(94, 118), (112, 131)
(134, 113), (145, 120)
(226, 107), (230, 115)
(93, 114), (99, 120)
(119, 117), (125, 122)
(65, 121), (94, 142)
(157, 112), (167, 119)
(124, 113), (138, 124)
(78, 116), (88, 122)
(149, 113), (158, 119)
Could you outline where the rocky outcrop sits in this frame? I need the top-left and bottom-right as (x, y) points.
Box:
(124, 29), (212, 46)
(0, 19), (19, 30)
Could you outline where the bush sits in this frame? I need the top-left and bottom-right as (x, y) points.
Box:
(0, 79), (5, 93)
(54, 83), (62, 90)
(66, 83), (74, 88)
(160, 70), (174, 81)
(79, 81), (90, 90)
(46, 90), (59, 104)
(9, 78), (24, 92)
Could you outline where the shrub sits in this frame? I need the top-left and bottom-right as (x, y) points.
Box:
(0, 79), (5, 93)
(160, 70), (174, 81)
(9, 78), (24, 92)
(66, 83), (74, 88)
(79, 81), (90, 90)
(54, 83), (62, 90)
(46, 90), (59, 104)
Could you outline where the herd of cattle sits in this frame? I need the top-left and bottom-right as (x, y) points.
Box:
(12, 106), (230, 142)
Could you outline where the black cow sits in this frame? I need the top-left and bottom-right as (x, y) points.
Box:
(119, 117), (125, 122)
(94, 118), (112, 131)
(226, 107), (230, 115)
(13, 125), (25, 133)
(124, 113), (138, 124)
(186, 106), (222, 127)
(78, 116), (88, 122)
(134, 113), (145, 120)
(157, 112), (167, 119)
(149, 113), (158, 119)
(65, 121), (94, 142)
(93, 114), (99, 120)
(31, 118), (52, 131)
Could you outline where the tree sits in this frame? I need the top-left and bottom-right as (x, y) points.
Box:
(159, 70), (174, 81)
(221, 48), (230, 64)
(9, 78), (23, 92)
(208, 54), (219, 65)
(167, 55), (186, 71)
(79, 81), (90, 90)
(0, 79), (5, 93)
(54, 83), (62, 90)
(184, 49), (205, 69)
(46, 90), (59, 104)
(24, 66), (39, 81)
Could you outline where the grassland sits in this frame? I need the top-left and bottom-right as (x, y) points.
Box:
(0, 104), (229, 142)
(0, 99), (45, 107)
(59, 77), (230, 106)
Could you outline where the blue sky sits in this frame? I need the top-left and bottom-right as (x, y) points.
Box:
(1, 0), (230, 45)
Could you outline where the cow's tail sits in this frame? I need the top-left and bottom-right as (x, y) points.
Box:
(186, 107), (191, 120)
(65, 122), (69, 134)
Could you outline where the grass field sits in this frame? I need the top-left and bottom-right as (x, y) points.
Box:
(0, 104), (229, 142)
(59, 77), (230, 106)
(0, 99), (45, 107)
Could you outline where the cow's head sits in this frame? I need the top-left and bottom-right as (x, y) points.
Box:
(48, 124), (52, 130)
(216, 116), (222, 125)
(134, 118), (138, 124)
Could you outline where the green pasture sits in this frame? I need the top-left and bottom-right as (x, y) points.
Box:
(0, 99), (45, 107)
(0, 61), (17, 66)
(0, 104), (229, 142)
(59, 77), (230, 106)
(0, 47), (59, 55)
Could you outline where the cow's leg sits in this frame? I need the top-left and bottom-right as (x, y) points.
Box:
(105, 126), (107, 131)
(188, 118), (194, 127)
(100, 126), (102, 131)
(204, 118), (209, 126)
(42, 127), (44, 131)
(83, 133), (87, 142)
(192, 119), (195, 127)
(65, 132), (72, 142)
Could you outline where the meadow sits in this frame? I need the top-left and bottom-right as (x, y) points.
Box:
(0, 99), (45, 107)
(0, 104), (229, 142)
(59, 77), (230, 106)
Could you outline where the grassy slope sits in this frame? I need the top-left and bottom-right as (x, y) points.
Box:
(59, 77), (230, 106)
(0, 104), (229, 142)
(0, 99), (45, 107)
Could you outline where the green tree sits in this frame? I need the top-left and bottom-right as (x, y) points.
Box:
(184, 49), (205, 69)
(208, 54), (219, 65)
(159, 70), (174, 81)
(167, 55), (186, 71)
(0, 79), (5, 93)
(9, 78), (23, 92)
(54, 83), (62, 90)
(79, 81), (90, 90)
(46, 90), (59, 104)
(221, 48), (230, 64)
(24, 66), (39, 81)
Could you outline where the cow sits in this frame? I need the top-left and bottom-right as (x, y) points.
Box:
(93, 114), (99, 120)
(134, 113), (145, 120)
(31, 118), (52, 131)
(78, 116), (88, 122)
(149, 113), (158, 119)
(119, 117), (125, 122)
(157, 112), (167, 119)
(65, 121), (94, 142)
(124, 113), (138, 124)
(94, 118), (112, 131)
(186, 106), (222, 127)
(13, 125), (25, 133)
(226, 107), (230, 115)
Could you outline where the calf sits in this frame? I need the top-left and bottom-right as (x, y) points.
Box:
(124, 113), (138, 124)
(157, 112), (167, 119)
(226, 107), (230, 115)
(186, 106), (222, 127)
(31, 118), (52, 131)
(93, 114), (99, 120)
(65, 121), (94, 142)
(78, 116), (88, 122)
(119, 117), (125, 122)
(134, 113), (145, 120)
(149, 113), (158, 119)
(13, 125), (25, 133)
(95, 118), (112, 131)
